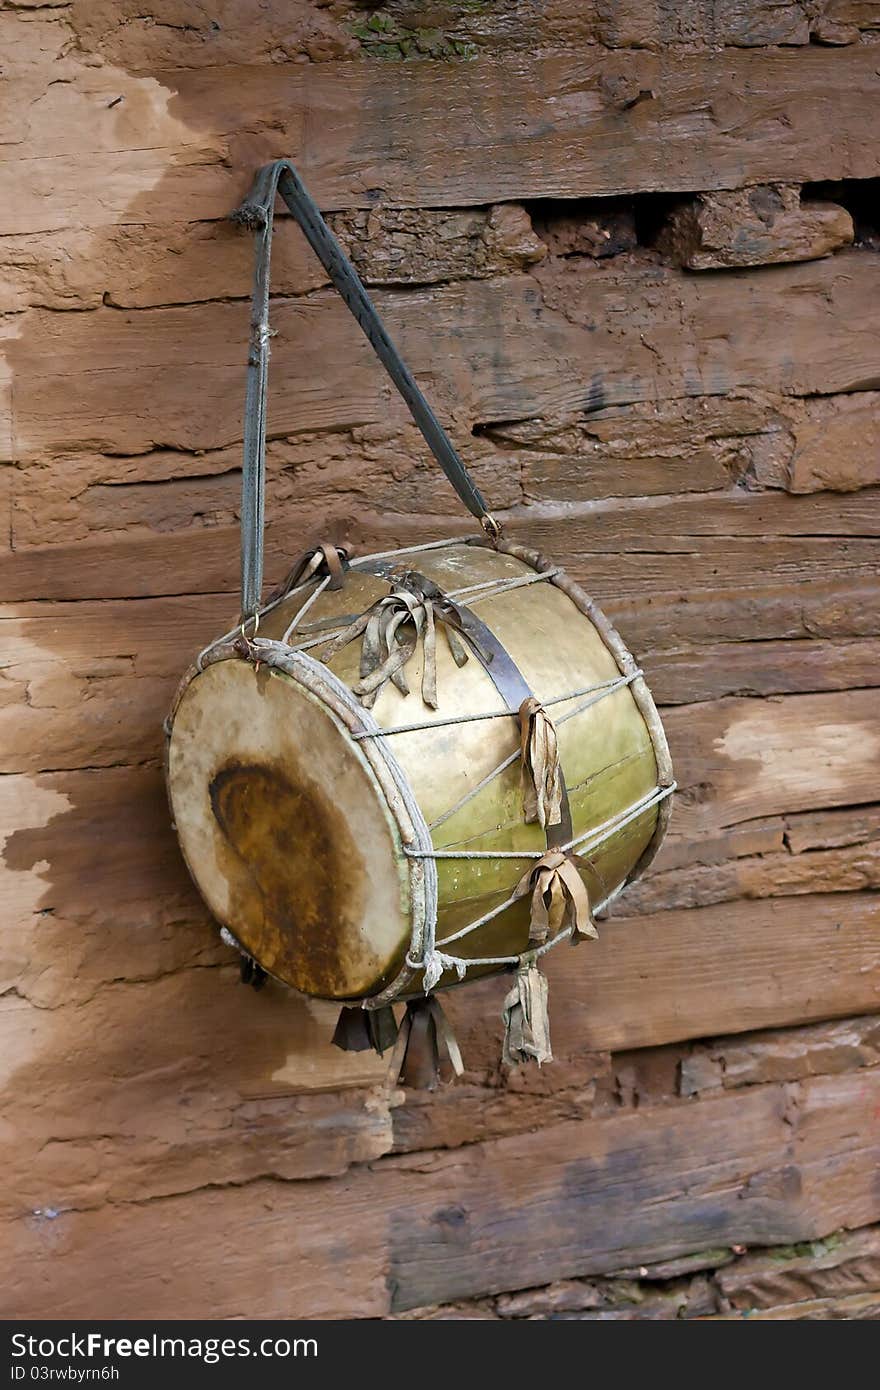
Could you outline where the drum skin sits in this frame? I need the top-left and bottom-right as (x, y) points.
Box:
(166, 542), (668, 1000)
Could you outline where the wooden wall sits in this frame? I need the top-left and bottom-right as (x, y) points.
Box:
(2, 1), (879, 1319)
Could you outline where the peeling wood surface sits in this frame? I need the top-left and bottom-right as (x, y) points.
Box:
(7, 253), (880, 457)
(2, 0), (880, 1321)
(5, 1069), (878, 1317)
(4, 42), (880, 233)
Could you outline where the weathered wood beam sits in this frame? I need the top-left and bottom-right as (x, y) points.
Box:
(3, 1068), (879, 1316)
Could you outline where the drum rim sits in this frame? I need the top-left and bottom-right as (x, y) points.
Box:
(165, 639), (438, 1005)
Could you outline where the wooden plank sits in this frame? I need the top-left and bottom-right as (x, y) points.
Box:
(663, 688), (880, 836)
(6, 1068), (877, 1316)
(0, 595), (228, 773)
(623, 838), (880, 915)
(3, 45), (880, 233)
(3, 588), (878, 802)
(0, 1167), (391, 1319)
(9, 432), (520, 549)
(716, 1226), (880, 1309)
(23, 617), (873, 783)
(5, 479), (880, 668)
(442, 891), (880, 1058)
(8, 253), (880, 456)
(0, 765), (219, 1007)
(71, 0), (847, 75)
(61, 0), (880, 77)
(3, 752), (878, 1049)
(386, 1068), (880, 1310)
(67, 0), (363, 73)
(784, 804), (880, 856)
(0, 966), (390, 1219)
(647, 638), (880, 705)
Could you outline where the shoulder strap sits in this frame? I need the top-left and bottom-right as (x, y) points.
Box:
(232, 159), (500, 618)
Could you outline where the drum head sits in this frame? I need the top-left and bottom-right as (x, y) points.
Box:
(167, 657), (411, 998)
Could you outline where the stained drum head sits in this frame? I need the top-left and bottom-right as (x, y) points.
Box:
(167, 657), (412, 998)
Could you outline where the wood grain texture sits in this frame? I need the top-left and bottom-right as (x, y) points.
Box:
(4, 41), (880, 234)
(3, 0), (880, 1322)
(8, 253), (880, 458)
(492, 891), (880, 1053)
(8, 1067), (878, 1316)
(5, 757), (875, 1048)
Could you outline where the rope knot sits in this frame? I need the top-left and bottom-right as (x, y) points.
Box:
(230, 201), (268, 231)
(418, 948), (467, 994)
(514, 847), (598, 947)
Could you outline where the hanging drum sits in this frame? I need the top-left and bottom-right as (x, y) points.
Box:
(166, 160), (675, 1086)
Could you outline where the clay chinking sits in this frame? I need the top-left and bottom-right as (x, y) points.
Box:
(165, 161), (675, 1088)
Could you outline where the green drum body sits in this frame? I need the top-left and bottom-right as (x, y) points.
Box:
(166, 538), (674, 1004)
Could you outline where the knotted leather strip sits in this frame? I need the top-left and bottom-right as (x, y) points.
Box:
(514, 848), (598, 947)
(321, 575), (471, 710)
(502, 958), (552, 1066)
(266, 541), (349, 607)
(331, 1003), (398, 1055)
(519, 696), (563, 829)
(387, 996), (464, 1090)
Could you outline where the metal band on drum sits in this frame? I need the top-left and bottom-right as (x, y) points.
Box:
(478, 537), (675, 895)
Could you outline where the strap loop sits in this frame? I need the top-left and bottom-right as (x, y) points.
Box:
(265, 542), (350, 608)
(232, 159), (501, 618)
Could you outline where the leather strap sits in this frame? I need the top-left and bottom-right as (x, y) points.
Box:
(232, 159), (501, 618)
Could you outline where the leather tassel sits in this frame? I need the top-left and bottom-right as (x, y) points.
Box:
(331, 1004), (399, 1055)
(368, 1004), (400, 1055)
(515, 848), (599, 947)
(239, 955), (267, 990)
(519, 697), (563, 829)
(387, 996), (464, 1090)
(321, 578), (473, 711)
(502, 958), (552, 1066)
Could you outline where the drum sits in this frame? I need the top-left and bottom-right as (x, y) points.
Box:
(166, 536), (673, 1003)
(164, 159), (674, 1076)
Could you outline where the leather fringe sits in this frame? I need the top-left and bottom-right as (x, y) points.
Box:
(386, 996), (464, 1090)
(515, 848), (599, 947)
(331, 1004), (399, 1055)
(502, 958), (552, 1066)
(321, 578), (471, 710)
(518, 697), (563, 829)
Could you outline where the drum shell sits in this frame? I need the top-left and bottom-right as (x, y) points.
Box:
(166, 541), (671, 999)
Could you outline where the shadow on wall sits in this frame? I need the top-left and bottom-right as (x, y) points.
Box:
(2, 5), (413, 1236)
